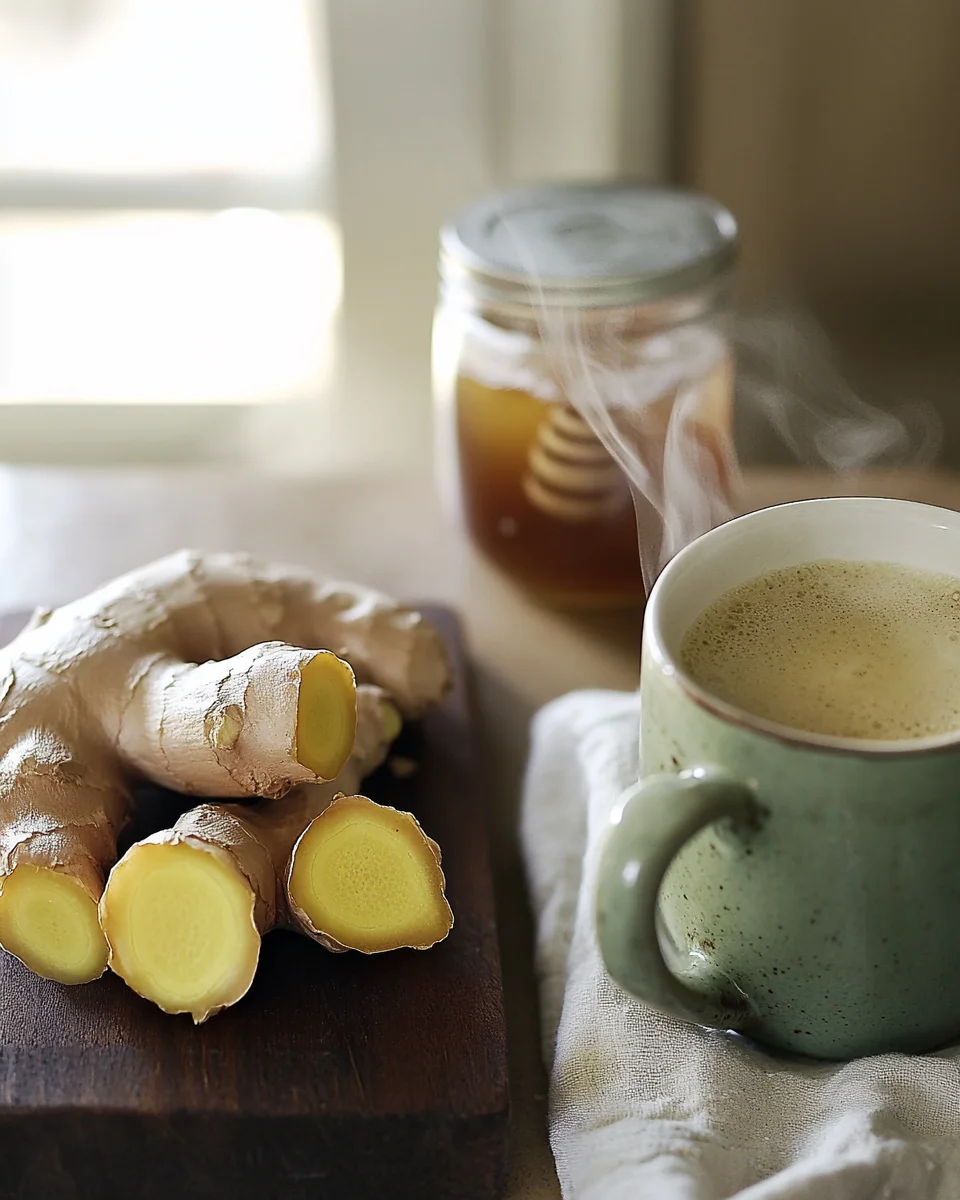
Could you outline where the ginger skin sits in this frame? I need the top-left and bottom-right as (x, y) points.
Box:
(0, 551), (450, 986)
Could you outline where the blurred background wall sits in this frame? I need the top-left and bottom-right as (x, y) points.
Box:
(676, 0), (960, 462)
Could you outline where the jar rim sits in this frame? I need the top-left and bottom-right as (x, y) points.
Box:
(439, 181), (738, 311)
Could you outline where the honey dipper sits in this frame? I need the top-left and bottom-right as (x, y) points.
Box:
(522, 403), (629, 523)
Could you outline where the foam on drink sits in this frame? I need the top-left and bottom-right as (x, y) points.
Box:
(680, 560), (960, 740)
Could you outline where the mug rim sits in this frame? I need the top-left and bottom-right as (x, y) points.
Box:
(646, 496), (960, 757)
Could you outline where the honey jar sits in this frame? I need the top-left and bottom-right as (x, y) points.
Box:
(433, 182), (739, 606)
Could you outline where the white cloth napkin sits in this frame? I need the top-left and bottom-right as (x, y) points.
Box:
(521, 689), (960, 1200)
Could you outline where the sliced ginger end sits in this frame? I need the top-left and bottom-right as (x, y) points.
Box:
(295, 651), (358, 781)
(289, 794), (454, 954)
(100, 841), (260, 1022)
(0, 864), (108, 985)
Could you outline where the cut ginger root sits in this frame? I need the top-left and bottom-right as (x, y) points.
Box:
(101, 686), (411, 1020)
(0, 549), (450, 987)
(101, 684), (454, 1021)
(0, 864), (110, 985)
(100, 840), (261, 1016)
(288, 794), (453, 954)
(0, 645), (355, 988)
(294, 650), (358, 779)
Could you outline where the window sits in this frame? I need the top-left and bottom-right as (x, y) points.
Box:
(0, 0), (336, 418)
(0, 0), (671, 469)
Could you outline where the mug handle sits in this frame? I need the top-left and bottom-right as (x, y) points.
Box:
(595, 768), (759, 1030)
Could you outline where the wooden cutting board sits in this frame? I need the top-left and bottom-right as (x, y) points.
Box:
(0, 606), (509, 1200)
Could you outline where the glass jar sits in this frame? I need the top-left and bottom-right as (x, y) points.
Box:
(433, 182), (738, 606)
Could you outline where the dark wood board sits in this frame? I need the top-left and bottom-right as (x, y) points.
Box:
(0, 607), (509, 1200)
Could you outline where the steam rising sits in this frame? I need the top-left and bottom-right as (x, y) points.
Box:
(534, 306), (737, 587)
(489, 205), (940, 592)
(534, 304), (941, 590)
(733, 311), (941, 471)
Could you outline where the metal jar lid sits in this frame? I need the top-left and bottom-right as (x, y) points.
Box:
(440, 181), (737, 310)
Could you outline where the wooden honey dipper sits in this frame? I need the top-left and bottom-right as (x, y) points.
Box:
(522, 403), (629, 523)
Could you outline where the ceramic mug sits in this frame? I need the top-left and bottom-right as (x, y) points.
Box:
(595, 497), (960, 1060)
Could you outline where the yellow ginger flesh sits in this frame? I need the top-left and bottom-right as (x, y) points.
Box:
(103, 842), (260, 1015)
(0, 865), (110, 986)
(288, 794), (453, 954)
(293, 651), (358, 779)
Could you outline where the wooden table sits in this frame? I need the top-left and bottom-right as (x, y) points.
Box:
(0, 464), (957, 1198)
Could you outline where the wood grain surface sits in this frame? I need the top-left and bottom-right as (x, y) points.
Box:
(0, 607), (509, 1200)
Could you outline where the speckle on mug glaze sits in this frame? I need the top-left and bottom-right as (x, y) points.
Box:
(638, 663), (960, 1059)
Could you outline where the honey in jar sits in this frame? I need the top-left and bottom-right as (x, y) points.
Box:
(433, 182), (739, 606)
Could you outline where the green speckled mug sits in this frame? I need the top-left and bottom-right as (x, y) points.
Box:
(596, 497), (960, 1060)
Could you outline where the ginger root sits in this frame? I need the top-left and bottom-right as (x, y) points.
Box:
(0, 551), (451, 986)
(101, 687), (428, 1021)
(288, 794), (452, 955)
